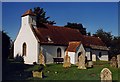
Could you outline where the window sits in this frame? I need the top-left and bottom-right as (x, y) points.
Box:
(99, 52), (102, 57)
(22, 43), (27, 56)
(57, 48), (61, 57)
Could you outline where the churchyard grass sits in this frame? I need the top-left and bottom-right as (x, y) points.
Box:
(3, 59), (119, 81)
(27, 61), (119, 81)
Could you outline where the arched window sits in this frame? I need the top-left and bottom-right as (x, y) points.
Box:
(22, 43), (27, 56)
(57, 48), (61, 57)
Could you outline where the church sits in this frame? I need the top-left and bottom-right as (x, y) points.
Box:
(14, 9), (109, 64)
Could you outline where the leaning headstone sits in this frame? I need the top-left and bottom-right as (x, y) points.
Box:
(78, 53), (86, 69)
(117, 54), (120, 68)
(39, 51), (45, 66)
(63, 52), (71, 68)
(110, 57), (117, 68)
(100, 68), (112, 82)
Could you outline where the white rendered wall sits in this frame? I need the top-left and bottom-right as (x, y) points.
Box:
(41, 45), (67, 64)
(92, 50), (108, 61)
(85, 48), (108, 61)
(68, 52), (75, 64)
(14, 15), (39, 64)
(98, 51), (108, 61)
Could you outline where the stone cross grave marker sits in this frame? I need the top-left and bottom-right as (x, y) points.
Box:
(78, 53), (86, 69)
(39, 51), (45, 66)
(63, 51), (71, 68)
(100, 68), (112, 82)
(117, 54), (120, 68)
(110, 57), (117, 68)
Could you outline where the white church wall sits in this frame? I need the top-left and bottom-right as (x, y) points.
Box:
(41, 45), (67, 64)
(85, 48), (108, 61)
(91, 50), (108, 61)
(99, 51), (108, 61)
(68, 52), (75, 64)
(14, 15), (39, 64)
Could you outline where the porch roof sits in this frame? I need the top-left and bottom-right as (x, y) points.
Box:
(67, 41), (81, 52)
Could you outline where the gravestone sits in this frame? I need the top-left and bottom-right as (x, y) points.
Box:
(110, 57), (117, 68)
(39, 51), (45, 66)
(87, 61), (93, 68)
(100, 68), (112, 82)
(32, 71), (43, 78)
(63, 51), (71, 68)
(78, 53), (86, 69)
(117, 54), (120, 68)
(92, 54), (96, 61)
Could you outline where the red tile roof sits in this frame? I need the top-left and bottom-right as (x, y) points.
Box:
(67, 41), (81, 52)
(22, 9), (36, 17)
(33, 24), (82, 46)
(31, 23), (108, 50)
(82, 35), (106, 47)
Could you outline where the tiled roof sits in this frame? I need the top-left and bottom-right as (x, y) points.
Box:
(22, 9), (36, 17)
(31, 23), (108, 50)
(33, 24), (82, 46)
(82, 35), (106, 47)
(67, 41), (81, 52)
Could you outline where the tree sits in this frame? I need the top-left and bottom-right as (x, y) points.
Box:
(110, 36), (120, 56)
(33, 7), (56, 27)
(64, 22), (87, 35)
(2, 31), (11, 61)
(93, 28), (113, 47)
(87, 32), (91, 36)
(9, 41), (14, 59)
(92, 28), (120, 59)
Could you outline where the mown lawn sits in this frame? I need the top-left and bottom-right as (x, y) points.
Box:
(3, 60), (120, 81)
(26, 61), (119, 81)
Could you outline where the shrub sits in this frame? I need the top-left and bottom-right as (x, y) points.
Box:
(14, 54), (24, 63)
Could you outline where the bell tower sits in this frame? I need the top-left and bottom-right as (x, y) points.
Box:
(21, 9), (36, 27)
